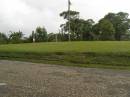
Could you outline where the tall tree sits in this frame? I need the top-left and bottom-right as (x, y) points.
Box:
(82, 19), (95, 40)
(35, 26), (47, 42)
(98, 19), (115, 40)
(9, 31), (23, 43)
(104, 12), (130, 40)
(60, 10), (80, 41)
(60, 18), (95, 41)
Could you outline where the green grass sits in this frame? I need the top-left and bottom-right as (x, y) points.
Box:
(0, 41), (130, 53)
(0, 41), (130, 70)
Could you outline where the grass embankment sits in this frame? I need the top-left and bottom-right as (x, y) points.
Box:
(0, 41), (130, 70)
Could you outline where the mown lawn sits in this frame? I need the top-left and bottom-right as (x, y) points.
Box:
(0, 41), (130, 70)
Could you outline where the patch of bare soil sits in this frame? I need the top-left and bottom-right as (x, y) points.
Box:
(0, 60), (130, 97)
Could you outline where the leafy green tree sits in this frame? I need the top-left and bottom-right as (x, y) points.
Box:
(98, 19), (115, 40)
(69, 19), (94, 40)
(9, 31), (23, 43)
(104, 12), (130, 40)
(60, 10), (80, 40)
(81, 19), (95, 40)
(35, 27), (47, 42)
(92, 24), (101, 40)
(60, 18), (95, 41)
(60, 10), (95, 41)
(0, 32), (8, 44)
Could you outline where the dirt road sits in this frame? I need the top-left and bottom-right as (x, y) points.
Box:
(0, 60), (130, 97)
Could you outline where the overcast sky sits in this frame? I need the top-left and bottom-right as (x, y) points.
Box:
(1, 0), (130, 36)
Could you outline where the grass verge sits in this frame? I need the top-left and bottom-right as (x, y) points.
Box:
(0, 52), (130, 70)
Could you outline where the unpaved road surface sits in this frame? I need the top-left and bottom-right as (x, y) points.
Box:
(0, 60), (130, 97)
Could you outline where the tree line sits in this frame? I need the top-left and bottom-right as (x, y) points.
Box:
(0, 11), (130, 44)
(60, 11), (130, 41)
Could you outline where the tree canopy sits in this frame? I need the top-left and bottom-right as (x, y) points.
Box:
(0, 11), (130, 44)
(35, 27), (48, 42)
(104, 12), (130, 40)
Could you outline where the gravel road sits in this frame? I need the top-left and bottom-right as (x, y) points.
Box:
(0, 60), (130, 97)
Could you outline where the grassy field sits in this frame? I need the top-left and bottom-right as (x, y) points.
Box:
(0, 41), (130, 53)
(0, 41), (130, 70)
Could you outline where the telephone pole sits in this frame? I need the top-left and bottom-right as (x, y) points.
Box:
(68, 0), (71, 41)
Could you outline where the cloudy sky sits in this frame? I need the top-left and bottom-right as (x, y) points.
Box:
(0, 0), (130, 36)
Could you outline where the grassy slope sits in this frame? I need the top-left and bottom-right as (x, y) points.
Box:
(0, 41), (130, 70)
